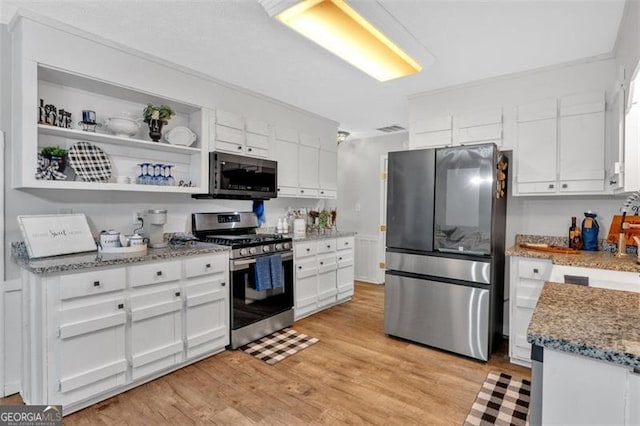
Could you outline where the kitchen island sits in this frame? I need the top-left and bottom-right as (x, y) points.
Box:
(506, 234), (640, 366)
(527, 282), (640, 425)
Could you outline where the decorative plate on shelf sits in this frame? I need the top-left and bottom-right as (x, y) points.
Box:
(68, 141), (112, 182)
(164, 126), (197, 147)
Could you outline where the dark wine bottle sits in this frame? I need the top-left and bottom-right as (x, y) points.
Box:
(569, 217), (577, 248)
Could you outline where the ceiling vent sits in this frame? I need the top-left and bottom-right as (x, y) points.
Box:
(376, 125), (406, 133)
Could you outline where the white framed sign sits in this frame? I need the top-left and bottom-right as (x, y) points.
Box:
(17, 214), (98, 258)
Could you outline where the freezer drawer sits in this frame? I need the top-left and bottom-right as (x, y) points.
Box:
(384, 273), (490, 361)
(386, 251), (490, 285)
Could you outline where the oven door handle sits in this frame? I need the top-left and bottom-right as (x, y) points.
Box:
(230, 252), (294, 271)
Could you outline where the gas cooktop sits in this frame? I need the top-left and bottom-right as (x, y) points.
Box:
(201, 233), (289, 247)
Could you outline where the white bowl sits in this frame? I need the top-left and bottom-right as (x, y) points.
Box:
(105, 116), (141, 137)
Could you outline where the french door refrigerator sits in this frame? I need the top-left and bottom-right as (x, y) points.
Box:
(384, 143), (506, 361)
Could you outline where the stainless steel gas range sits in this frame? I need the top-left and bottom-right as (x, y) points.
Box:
(192, 212), (294, 349)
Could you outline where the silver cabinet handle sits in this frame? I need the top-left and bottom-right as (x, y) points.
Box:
(156, 271), (163, 276)
(93, 281), (101, 287)
(548, 184), (555, 189)
(221, 282), (226, 287)
(610, 179), (618, 185)
(562, 183), (568, 189)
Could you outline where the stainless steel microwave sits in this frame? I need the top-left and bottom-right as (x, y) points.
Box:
(193, 152), (278, 200)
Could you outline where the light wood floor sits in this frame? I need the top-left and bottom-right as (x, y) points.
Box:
(1, 282), (529, 425)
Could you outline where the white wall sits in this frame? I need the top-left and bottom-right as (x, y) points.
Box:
(337, 132), (407, 236)
(616, 0), (640, 99)
(409, 57), (623, 247)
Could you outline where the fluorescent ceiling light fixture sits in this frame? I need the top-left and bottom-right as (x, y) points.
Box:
(275, 0), (422, 82)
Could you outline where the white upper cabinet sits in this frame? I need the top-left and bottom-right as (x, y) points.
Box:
(515, 98), (558, 194)
(558, 92), (605, 192)
(319, 149), (338, 197)
(273, 126), (337, 199)
(211, 110), (270, 159)
(273, 126), (299, 192)
(455, 108), (503, 146)
(320, 136), (337, 152)
(514, 92), (607, 196)
(410, 114), (453, 149)
(298, 144), (320, 196)
(606, 85), (625, 192)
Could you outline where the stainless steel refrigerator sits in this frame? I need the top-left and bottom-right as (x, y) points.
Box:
(384, 143), (506, 361)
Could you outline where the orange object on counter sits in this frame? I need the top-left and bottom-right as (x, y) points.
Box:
(607, 215), (640, 246)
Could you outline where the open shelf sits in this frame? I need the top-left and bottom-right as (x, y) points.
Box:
(26, 179), (205, 193)
(38, 125), (201, 155)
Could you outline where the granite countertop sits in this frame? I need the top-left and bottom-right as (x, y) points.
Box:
(11, 241), (230, 275)
(506, 234), (640, 273)
(527, 282), (640, 369)
(292, 230), (356, 242)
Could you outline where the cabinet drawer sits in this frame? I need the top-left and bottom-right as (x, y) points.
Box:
(317, 239), (336, 254)
(337, 251), (354, 268)
(318, 189), (337, 198)
(216, 110), (243, 129)
(245, 119), (269, 136)
(318, 254), (337, 274)
(298, 188), (319, 197)
(215, 138), (244, 154)
(185, 255), (227, 279)
(246, 132), (269, 150)
(295, 241), (317, 258)
(244, 145), (269, 158)
(516, 181), (557, 194)
(277, 186), (298, 197)
(128, 260), (181, 288)
(215, 124), (244, 145)
(296, 257), (317, 279)
(59, 268), (126, 301)
(337, 237), (354, 251)
(517, 259), (552, 280)
(558, 180), (605, 193)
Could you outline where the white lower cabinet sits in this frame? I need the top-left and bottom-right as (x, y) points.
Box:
(508, 256), (553, 367)
(542, 349), (634, 425)
(509, 256), (640, 366)
(128, 283), (183, 381)
(294, 236), (354, 320)
(22, 252), (229, 414)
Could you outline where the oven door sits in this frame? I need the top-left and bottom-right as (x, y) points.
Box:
(229, 252), (294, 330)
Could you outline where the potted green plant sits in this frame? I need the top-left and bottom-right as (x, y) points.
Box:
(142, 104), (174, 142)
(40, 146), (68, 172)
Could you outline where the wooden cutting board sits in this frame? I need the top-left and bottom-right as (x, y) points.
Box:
(607, 215), (640, 246)
(519, 243), (580, 254)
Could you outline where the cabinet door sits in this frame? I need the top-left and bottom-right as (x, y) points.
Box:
(337, 262), (354, 301)
(129, 286), (183, 380)
(559, 112), (605, 185)
(317, 255), (337, 307)
(184, 277), (229, 359)
(295, 257), (318, 320)
(319, 149), (337, 192)
(606, 87), (625, 191)
(410, 115), (452, 149)
(627, 369), (640, 425)
(274, 138), (299, 189)
(516, 118), (557, 185)
(298, 145), (320, 189)
(52, 297), (127, 406)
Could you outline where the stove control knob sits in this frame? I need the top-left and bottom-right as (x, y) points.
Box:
(283, 242), (290, 249)
(275, 243), (283, 250)
(262, 246), (270, 253)
(249, 247), (257, 255)
(239, 248), (248, 256)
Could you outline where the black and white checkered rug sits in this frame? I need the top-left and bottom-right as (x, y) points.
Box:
(464, 371), (531, 426)
(239, 328), (319, 365)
